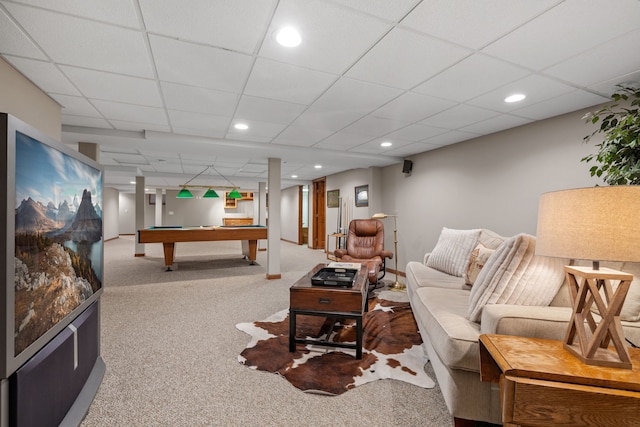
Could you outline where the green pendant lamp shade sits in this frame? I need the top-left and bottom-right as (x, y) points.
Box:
(228, 189), (242, 199)
(176, 188), (194, 198)
(203, 188), (219, 198)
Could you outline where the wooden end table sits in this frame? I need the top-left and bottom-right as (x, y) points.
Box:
(289, 264), (368, 359)
(479, 334), (640, 427)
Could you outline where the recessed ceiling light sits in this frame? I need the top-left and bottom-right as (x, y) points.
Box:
(234, 123), (249, 130)
(130, 181), (136, 184)
(291, 175), (298, 178)
(314, 165), (322, 169)
(504, 93), (526, 103)
(275, 27), (301, 47)
(381, 141), (392, 147)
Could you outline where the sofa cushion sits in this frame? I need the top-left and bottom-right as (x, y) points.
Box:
(464, 243), (495, 286)
(477, 228), (505, 250)
(426, 227), (481, 277)
(467, 234), (566, 323)
(411, 286), (481, 372)
(406, 261), (467, 290)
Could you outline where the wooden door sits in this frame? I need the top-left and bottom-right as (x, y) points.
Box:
(312, 178), (326, 250)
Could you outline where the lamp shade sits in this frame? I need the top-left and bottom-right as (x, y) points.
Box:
(535, 186), (640, 262)
(176, 188), (194, 198)
(202, 188), (219, 198)
(228, 189), (242, 199)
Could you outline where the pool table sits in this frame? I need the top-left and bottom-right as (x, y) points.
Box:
(137, 225), (267, 270)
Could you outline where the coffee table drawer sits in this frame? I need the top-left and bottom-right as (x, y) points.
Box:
(290, 289), (362, 313)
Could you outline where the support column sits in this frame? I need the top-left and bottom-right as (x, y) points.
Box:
(154, 188), (163, 226)
(266, 159), (281, 279)
(134, 176), (145, 257)
(258, 181), (267, 251)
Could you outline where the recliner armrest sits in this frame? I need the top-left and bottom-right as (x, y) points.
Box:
(334, 249), (347, 258)
(380, 250), (393, 260)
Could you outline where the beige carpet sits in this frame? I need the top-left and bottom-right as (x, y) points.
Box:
(80, 236), (453, 426)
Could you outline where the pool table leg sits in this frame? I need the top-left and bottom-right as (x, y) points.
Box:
(242, 240), (258, 265)
(162, 242), (175, 271)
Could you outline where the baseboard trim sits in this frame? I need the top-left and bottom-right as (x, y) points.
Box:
(266, 274), (282, 280)
(386, 268), (406, 277)
(134, 253), (145, 257)
(258, 248), (267, 251)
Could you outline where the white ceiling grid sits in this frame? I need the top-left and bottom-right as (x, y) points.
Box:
(0, 0), (639, 191)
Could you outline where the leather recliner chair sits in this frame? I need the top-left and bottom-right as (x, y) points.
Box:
(334, 219), (393, 286)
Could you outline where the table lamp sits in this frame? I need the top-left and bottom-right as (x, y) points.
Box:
(536, 186), (640, 369)
(371, 213), (405, 291)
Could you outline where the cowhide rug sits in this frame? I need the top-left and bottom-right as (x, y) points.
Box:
(236, 293), (434, 395)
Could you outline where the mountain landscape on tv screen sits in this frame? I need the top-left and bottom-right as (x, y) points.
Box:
(14, 188), (102, 355)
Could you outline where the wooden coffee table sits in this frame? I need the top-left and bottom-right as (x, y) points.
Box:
(289, 263), (368, 359)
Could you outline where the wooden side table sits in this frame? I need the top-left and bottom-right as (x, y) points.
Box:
(479, 334), (640, 427)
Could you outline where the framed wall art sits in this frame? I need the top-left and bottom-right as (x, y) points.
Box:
(327, 189), (340, 208)
(355, 185), (368, 207)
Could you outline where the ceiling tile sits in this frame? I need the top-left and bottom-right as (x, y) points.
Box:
(93, 100), (167, 126)
(382, 141), (441, 157)
(4, 57), (80, 95)
(9, 0), (140, 26)
(139, 0), (276, 54)
(272, 125), (334, 147)
(482, 0), (640, 70)
(346, 27), (471, 89)
(413, 54), (531, 102)
(168, 110), (229, 137)
(50, 94), (102, 117)
(512, 90), (608, 121)
(109, 120), (171, 133)
(461, 114), (533, 135)
(588, 70), (640, 97)
(150, 35), (253, 92)
(293, 108), (363, 132)
(225, 119), (286, 139)
(420, 104), (501, 129)
(466, 74), (577, 113)
(423, 130), (480, 146)
(312, 132), (372, 150)
(259, 0), (391, 74)
(0, 8), (46, 59)
(330, 0), (421, 22)
(161, 82), (238, 116)
(371, 91), (457, 122)
(383, 123), (448, 142)
(401, 0), (561, 49)
(543, 30), (640, 87)
(348, 137), (414, 154)
(235, 95), (306, 124)
(340, 115), (407, 137)
(311, 77), (402, 114)
(244, 58), (337, 104)
(60, 66), (162, 106)
(4, 3), (154, 77)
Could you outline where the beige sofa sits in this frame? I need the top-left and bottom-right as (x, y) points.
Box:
(405, 227), (640, 425)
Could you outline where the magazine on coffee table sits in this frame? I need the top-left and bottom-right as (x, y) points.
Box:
(327, 262), (362, 270)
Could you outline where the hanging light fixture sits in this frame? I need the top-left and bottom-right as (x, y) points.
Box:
(227, 188), (242, 199)
(176, 188), (194, 198)
(202, 188), (219, 198)
(176, 165), (243, 199)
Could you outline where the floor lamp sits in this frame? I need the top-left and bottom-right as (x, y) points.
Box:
(371, 213), (405, 291)
(536, 186), (640, 369)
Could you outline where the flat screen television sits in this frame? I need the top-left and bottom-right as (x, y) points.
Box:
(1, 113), (103, 378)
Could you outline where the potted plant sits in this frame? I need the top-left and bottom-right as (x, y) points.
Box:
(581, 85), (640, 185)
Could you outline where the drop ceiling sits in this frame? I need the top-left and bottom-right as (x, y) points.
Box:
(1, 0), (639, 192)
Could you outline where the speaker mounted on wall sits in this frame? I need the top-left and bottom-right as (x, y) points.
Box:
(402, 159), (413, 175)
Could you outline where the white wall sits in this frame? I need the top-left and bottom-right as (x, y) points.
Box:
(380, 106), (603, 270)
(281, 186), (299, 243)
(325, 168), (373, 234)
(103, 187), (119, 240)
(118, 193), (136, 234)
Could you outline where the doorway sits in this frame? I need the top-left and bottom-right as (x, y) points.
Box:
(312, 178), (326, 250)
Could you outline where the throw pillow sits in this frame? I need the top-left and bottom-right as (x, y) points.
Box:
(464, 243), (495, 286)
(426, 227), (481, 277)
(467, 234), (566, 323)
